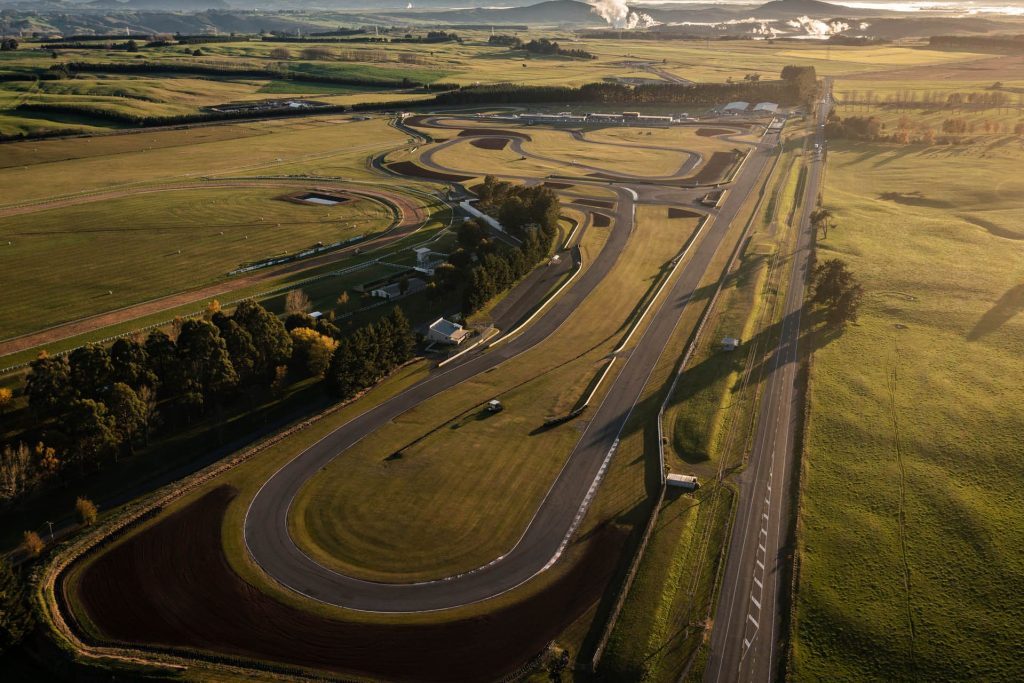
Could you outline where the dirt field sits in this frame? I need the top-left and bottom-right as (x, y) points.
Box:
(668, 207), (702, 219)
(457, 128), (532, 141)
(574, 198), (616, 210)
(70, 486), (626, 682)
(690, 151), (739, 185)
(469, 137), (510, 151)
(592, 212), (612, 228)
(387, 160), (474, 182)
(696, 128), (736, 137)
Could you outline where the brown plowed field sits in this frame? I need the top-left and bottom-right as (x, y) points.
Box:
(574, 198), (616, 210)
(71, 486), (626, 682)
(469, 137), (510, 151)
(592, 212), (612, 228)
(401, 114), (432, 128)
(668, 207), (701, 219)
(387, 161), (473, 182)
(690, 151), (738, 185)
(696, 128), (735, 137)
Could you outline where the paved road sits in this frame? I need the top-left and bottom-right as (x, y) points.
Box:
(245, 120), (782, 612)
(705, 81), (833, 683)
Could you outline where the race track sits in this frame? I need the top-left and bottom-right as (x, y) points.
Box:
(245, 115), (783, 611)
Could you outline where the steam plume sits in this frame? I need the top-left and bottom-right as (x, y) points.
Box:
(587, 1), (660, 29)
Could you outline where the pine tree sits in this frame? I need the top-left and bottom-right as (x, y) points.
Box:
(0, 559), (34, 654)
(388, 307), (415, 363)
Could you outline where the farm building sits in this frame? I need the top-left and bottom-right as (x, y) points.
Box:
(371, 277), (426, 301)
(428, 318), (471, 345)
(722, 337), (741, 351)
(723, 101), (750, 113)
(753, 102), (779, 114)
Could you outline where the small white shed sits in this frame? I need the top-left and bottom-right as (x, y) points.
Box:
(428, 318), (471, 345)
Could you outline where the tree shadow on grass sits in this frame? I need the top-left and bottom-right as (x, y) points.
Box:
(967, 283), (1024, 340)
(663, 305), (846, 466)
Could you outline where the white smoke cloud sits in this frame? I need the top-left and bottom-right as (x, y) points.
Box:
(626, 11), (659, 29)
(785, 15), (851, 37)
(587, 1), (661, 29)
(751, 22), (780, 37)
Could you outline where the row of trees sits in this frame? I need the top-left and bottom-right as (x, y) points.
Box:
(929, 34), (1024, 52)
(519, 37), (595, 60)
(824, 113), (883, 140)
(825, 111), (1023, 145)
(3, 298), (417, 504)
(20, 300), (293, 478)
(60, 61), (421, 88)
(433, 66), (817, 108)
(841, 89), (1020, 112)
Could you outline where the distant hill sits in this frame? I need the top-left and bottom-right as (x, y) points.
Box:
(87, 0), (231, 9)
(750, 0), (863, 18)
(385, 0), (607, 26)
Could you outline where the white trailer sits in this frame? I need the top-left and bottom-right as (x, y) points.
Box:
(667, 474), (699, 491)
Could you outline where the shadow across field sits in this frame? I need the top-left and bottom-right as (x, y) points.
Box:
(667, 295), (844, 465)
(967, 282), (1024, 340)
(877, 191), (953, 209)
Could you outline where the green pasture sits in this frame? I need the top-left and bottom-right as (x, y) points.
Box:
(0, 186), (391, 339)
(0, 116), (407, 204)
(2, 36), (996, 135)
(793, 141), (1024, 681)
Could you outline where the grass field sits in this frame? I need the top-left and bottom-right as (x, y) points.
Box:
(0, 36), (995, 135)
(0, 116), (409, 204)
(0, 186), (392, 339)
(792, 140), (1024, 680)
(290, 207), (700, 582)
(0, 114), (427, 341)
(0, 206), (450, 371)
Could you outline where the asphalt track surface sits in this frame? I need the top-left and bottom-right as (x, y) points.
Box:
(705, 82), (833, 682)
(245, 118), (782, 612)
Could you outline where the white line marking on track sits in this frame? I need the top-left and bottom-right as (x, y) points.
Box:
(751, 595), (761, 609)
(748, 614), (759, 628)
(754, 576), (763, 589)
